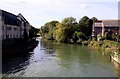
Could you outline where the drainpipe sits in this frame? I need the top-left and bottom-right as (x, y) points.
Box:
(92, 21), (95, 37)
(102, 21), (104, 36)
(118, 20), (120, 34)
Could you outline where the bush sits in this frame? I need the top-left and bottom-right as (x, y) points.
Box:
(104, 31), (112, 40)
(116, 34), (120, 42)
(97, 33), (105, 41)
(92, 37), (97, 41)
(82, 41), (89, 45)
(72, 31), (86, 43)
(88, 41), (103, 49)
(88, 40), (120, 56)
(111, 33), (120, 42)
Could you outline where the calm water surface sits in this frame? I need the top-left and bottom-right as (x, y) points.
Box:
(2, 37), (120, 77)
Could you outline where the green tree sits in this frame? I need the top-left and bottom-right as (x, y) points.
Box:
(91, 17), (98, 22)
(55, 23), (65, 42)
(40, 16), (99, 43)
(29, 25), (40, 38)
(55, 17), (77, 42)
(40, 20), (59, 40)
(78, 16), (97, 37)
(78, 16), (89, 36)
(86, 19), (93, 36)
(72, 31), (86, 43)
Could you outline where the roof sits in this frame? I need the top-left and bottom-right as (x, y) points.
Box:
(1, 10), (21, 26)
(17, 13), (29, 24)
(94, 20), (119, 27)
(102, 20), (118, 27)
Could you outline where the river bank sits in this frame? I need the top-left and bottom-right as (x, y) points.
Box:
(88, 40), (120, 64)
(2, 38), (39, 59)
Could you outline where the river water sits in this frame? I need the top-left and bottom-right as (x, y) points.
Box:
(2, 37), (120, 77)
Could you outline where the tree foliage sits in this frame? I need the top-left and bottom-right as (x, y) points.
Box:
(40, 16), (98, 43)
(72, 31), (86, 43)
(55, 17), (77, 42)
(29, 25), (40, 38)
(40, 20), (59, 40)
(104, 30), (113, 40)
(78, 16), (94, 37)
(91, 17), (98, 22)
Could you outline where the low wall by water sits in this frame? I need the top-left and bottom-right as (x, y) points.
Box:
(2, 39), (39, 59)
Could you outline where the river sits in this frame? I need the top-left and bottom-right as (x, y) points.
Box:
(2, 37), (120, 77)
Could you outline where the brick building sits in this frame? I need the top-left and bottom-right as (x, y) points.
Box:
(92, 20), (120, 37)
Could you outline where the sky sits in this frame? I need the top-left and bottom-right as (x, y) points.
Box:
(0, 0), (119, 28)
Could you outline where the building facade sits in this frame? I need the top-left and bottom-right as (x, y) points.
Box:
(0, 10), (30, 40)
(92, 20), (120, 37)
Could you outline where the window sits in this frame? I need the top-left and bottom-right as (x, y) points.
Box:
(2, 26), (4, 30)
(7, 27), (11, 30)
(20, 28), (22, 31)
(0, 16), (1, 20)
(6, 35), (9, 39)
(9, 35), (11, 38)
(2, 35), (4, 39)
(14, 27), (17, 30)
(11, 35), (12, 38)
(17, 35), (19, 38)
(13, 35), (15, 38)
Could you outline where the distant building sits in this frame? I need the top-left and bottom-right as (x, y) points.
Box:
(0, 10), (30, 40)
(92, 20), (120, 37)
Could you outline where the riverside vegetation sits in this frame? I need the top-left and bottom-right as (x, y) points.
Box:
(40, 16), (120, 59)
(88, 32), (120, 57)
(40, 16), (98, 43)
(88, 40), (120, 56)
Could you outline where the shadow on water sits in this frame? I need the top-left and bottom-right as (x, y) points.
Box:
(2, 53), (32, 75)
(2, 39), (39, 76)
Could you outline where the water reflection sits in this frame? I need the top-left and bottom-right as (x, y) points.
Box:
(2, 38), (120, 77)
(2, 53), (32, 76)
(39, 39), (120, 77)
(2, 39), (39, 77)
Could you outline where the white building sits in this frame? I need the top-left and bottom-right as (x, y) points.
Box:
(0, 10), (30, 40)
(0, 11), (2, 40)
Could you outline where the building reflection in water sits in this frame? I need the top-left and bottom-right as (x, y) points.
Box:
(2, 52), (33, 76)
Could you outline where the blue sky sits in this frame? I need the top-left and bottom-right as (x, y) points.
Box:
(0, 0), (119, 28)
